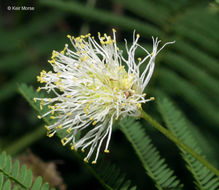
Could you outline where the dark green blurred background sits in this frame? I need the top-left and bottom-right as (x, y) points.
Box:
(0, 0), (219, 189)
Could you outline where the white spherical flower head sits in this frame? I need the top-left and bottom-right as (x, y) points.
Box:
(35, 29), (174, 164)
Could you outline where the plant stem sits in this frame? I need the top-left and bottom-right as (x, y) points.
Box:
(0, 168), (27, 189)
(141, 110), (219, 177)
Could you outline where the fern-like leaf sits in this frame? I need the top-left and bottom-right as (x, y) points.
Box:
(0, 66), (40, 103)
(158, 68), (219, 126)
(173, 40), (219, 77)
(119, 117), (183, 190)
(157, 96), (219, 190)
(39, 0), (161, 36)
(92, 160), (137, 190)
(18, 83), (137, 190)
(113, 0), (168, 26)
(0, 151), (55, 190)
(163, 52), (219, 97)
(0, 11), (64, 52)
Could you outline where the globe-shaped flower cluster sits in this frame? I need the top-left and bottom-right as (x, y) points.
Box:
(35, 29), (173, 163)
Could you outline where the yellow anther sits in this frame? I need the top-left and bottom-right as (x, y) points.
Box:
(136, 34), (140, 38)
(40, 99), (44, 104)
(150, 97), (155, 101)
(36, 87), (41, 92)
(49, 59), (56, 64)
(33, 98), (37, 102)
(71, 145), (75, 150)
(67, 112), (72, 116)
(47, 132), (54, 138)
(40, 105), (43, 110)
(105, 40), (112, 45)
(50, 116), (55, 119)
(51, 51), (58, 59)
(104, 150), (110, 153)
(54, 81), (59, 86)
(122, 103), (126, 106)
(136, 103), (142, 109)
(119, 65), (124, 70)
(80, 56), (88, 62)
(37, 115), (41, 119)
(61, 137), (68, 146)
(92, 121), (97, 125)
(92, 161), (96, 164)
(37, 76), (41, 82)
(67, 128), (72, 133)
(49, 98), (52, 102)
(143, 93), (147, 97)
(41, 70), (46, 74)
(75, 37), (81, 41)
(44, 125), (49, 130)
(56, 125), (62, 129)
(81, 148), (85, 152)
(86, 103), (90, 109)
(83, 158), (88, 163)
(89, 73), (94, 78)
(84, 108), (88, 114)
(112, 28), (116, 32)
(137, 57), (142, 62)
(90, 64), (94, 68)
(98, 32), (101, 36)
(90, 117), (94, 121)
(57, 72), (61, 77)
(67, 34), (71, 39)
(66, 95), (72, 98)
(50, 106), (55, 110)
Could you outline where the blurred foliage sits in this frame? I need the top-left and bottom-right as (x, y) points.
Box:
(0, 151), (56, 190)
(0, 0), (219, 189)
